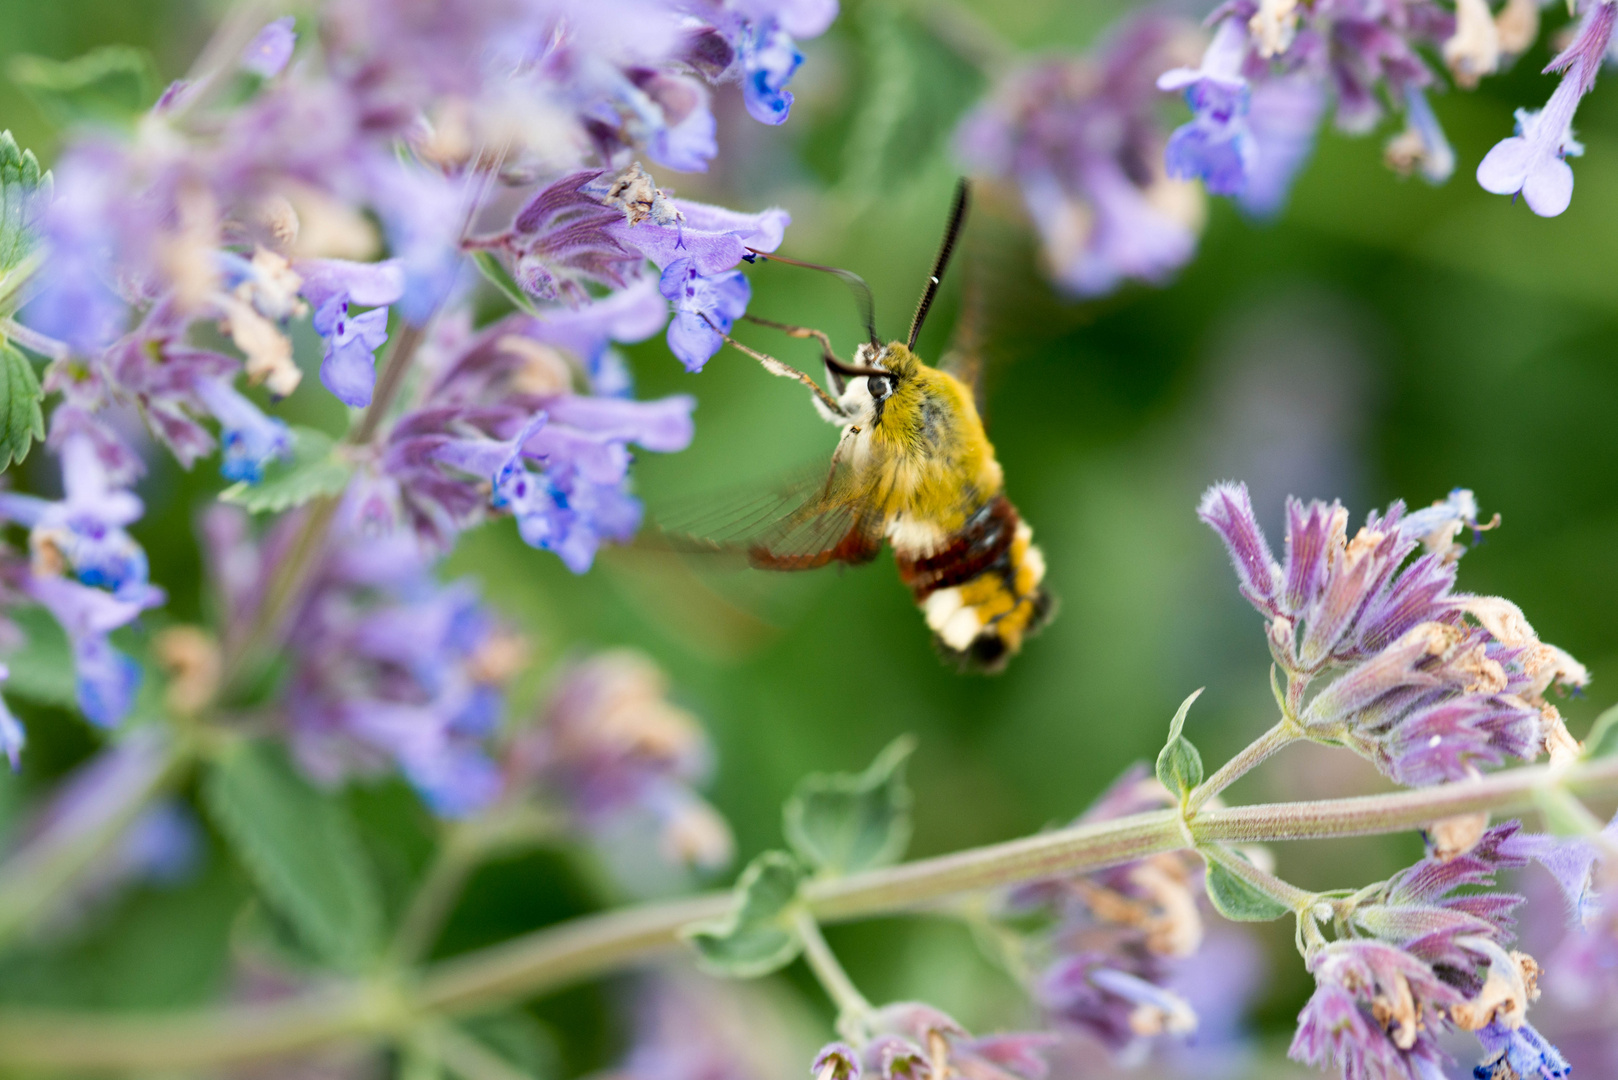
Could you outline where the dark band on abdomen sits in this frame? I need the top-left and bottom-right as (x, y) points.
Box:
(894, 495), (1018, 600)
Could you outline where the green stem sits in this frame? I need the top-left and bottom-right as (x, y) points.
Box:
(1199, 842), (1316, 910)
(2, 755), (1616, 1070)
(1187, 719), (1299, 813)
(791, 909), (874, 1036)
(222, 321), (430, 693)
(391, 809), (560, 965)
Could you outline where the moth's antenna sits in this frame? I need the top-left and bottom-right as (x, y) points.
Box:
(908, 178), (971, 351)
(747, 248), (880, 349)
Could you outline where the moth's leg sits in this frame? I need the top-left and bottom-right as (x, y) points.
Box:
(742, 315), (849, 395)
(708, 317), (847, 419)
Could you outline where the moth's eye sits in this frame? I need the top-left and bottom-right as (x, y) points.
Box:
(867, 375), (893, 402)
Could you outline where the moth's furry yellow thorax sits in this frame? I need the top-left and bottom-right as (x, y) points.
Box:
(861, 343), (1004, 538)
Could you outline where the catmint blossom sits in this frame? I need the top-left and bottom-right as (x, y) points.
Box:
(314, 296), (391, 407)
(1160, 19), (1255, 197)
(1292, 823), (1572, 1080)
(25, 574), (163, 728)
(1008, 766), (1252, 1060)
(251, 521), (520, 817)
(506, 649), (732, 868)
(957, 16), (1205, 298)
(661, 260), (750, 372)
(1199, 482), (1585, 785)
(1478, 0), (1617, 217)
(816, 1003), (1053, 1080)
(242, 16), (297, 78)
(0, 432), (148, 592)
(192, 379), (292, 483)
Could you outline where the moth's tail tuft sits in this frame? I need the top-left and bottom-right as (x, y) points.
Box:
(921, 521), (1054, 674)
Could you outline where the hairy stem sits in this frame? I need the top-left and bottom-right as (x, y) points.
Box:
(792, 909), (874, 1034)
(2, 756), (1615, 1070)
(1187, 719), (1300, 813)
(1199, 841), (1317, 910)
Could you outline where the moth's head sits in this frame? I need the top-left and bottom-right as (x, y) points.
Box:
(831, 342), (928, 427)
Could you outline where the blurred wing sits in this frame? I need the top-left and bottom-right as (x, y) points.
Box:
(644, 456), (883, 571)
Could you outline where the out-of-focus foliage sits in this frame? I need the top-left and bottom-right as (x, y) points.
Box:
(3, 0), (1618, 1076)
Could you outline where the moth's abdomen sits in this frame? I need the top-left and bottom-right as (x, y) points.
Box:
(895, 496), (1054, 673)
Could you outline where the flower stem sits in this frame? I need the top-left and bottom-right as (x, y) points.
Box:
(1, 755), (1616, 1070)
(222, 321), (430, 694)
(1199, 842), (1317, 910)
(791, 908), (874, 1037)
(1187, 719), (1299, 813)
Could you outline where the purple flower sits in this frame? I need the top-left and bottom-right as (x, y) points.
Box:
(957, 17), (1205, 298)
(21, 150), (131, 355)
(0, 432), (147, 592)
(506, 649), (731, 868)
(1478, 0), (1616, 217)
(193, 379), (292, 484)
(27, 575), (163, 728)
(273, 529), (518, 817)
(740, 18), (804, 125)
(0, 665), (23, 770)
(1475, 1019), (1571, 1079)
(1385, 86), (1456, 186)
(1239, 71), (1329, 217)
(314, 295), (391, 408)
(813, 1043), (861, 1080)
(1199, 483), (1583, 784)
(242, 16), (297, 78)
(854, 1003), (1054, 1080)
(660, 259), (750, 372)
(523, 277), (669, 393)
(1291, 939), (1459, 1080)
(1160, 19), (1254, 197)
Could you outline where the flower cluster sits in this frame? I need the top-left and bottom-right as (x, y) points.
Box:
(1200, 483), (1586, 786)
(504, 648), (732, 869)
(955, 15), (1206, 297)
(0, 0), (834, 789)
(1293, 823), (1571, 1080)
(811, 1003), (1053, 1080)
(1005, 765), (1264, 1072)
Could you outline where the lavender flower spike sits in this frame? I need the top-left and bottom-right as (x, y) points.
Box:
(1478, 0), (1617, 217)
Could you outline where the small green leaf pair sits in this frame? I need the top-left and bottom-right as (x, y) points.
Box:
(684, 736), (916, 978)
(0, 130), (52, 471)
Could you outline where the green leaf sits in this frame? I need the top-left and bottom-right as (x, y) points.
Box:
(783, 735), (916, 875)
(203, 740), (383, 969)
(1202, 849), (1290, 922)
(0, 605), (76, 709)
(0, 130), (50, 282)
(681, 851), (804, 977)
(219, 427), (352, 513)
(471, 251), (542, 318)
(0, 342), (43, 470)
(1582, 704), (1618, 760)
(8, 46), (158, 130)
(1155, 688), (1205, 801)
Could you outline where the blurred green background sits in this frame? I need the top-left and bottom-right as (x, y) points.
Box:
(3, 0), (1616, 1076)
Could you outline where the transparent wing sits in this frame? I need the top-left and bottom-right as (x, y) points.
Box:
(643, 455), (884, 571)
